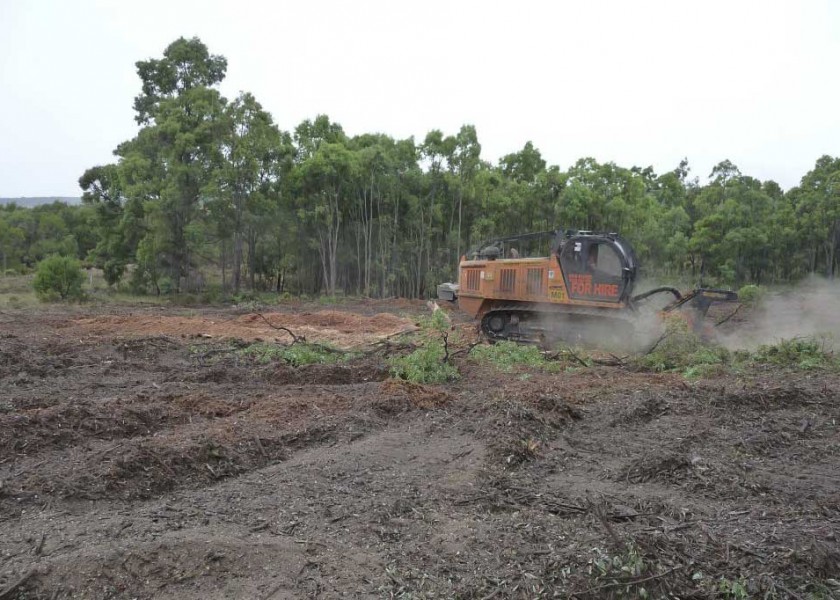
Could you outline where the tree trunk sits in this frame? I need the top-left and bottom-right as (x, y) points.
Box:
(233, 231), (243, 292)
(457, 185), (463, 264)
(390, 184), (400, 297)
(355, 221), (363, 295)
(248, 229), (257, 291)
(221, 240), (227, 293)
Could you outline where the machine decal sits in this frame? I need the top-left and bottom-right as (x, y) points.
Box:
(548, 286), (566, 301)
(569, 273), (619, 299)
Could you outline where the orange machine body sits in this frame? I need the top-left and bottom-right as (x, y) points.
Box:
(443, 229), (737, 343)
(457, 254), (628, 321)
(458, 232), (631, 319)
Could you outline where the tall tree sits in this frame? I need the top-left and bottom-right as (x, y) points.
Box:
(210, 92), (289, 292)
(796, 155), (840, 278)
(292, 117), (353, 295)
(125, 38), (228, 291)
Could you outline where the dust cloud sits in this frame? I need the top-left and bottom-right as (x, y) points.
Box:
(718, 276), (840, 351)
(490, 277), (839, 353)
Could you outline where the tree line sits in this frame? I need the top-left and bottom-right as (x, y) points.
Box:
(3, 37), (839, 297)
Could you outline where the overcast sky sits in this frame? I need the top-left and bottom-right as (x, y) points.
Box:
(1, 0), (838, 197)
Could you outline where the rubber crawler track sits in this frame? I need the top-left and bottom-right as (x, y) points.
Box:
(480, 303), (637, 345)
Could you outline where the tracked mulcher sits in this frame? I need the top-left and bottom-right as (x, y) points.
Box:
(437, 229), (737, 346)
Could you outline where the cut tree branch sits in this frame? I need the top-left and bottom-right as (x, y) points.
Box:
(715, 303), (743, 327)
(254, 313), (305, 344)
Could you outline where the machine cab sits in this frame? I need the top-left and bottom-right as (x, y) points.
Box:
(557, 233), (637, 303)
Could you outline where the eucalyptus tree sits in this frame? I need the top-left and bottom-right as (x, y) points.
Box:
(449, 125), (482, 263)
(126, 37), (228, 291)
(210, 92), (291, 292)
(349, 133), (394, 296)
(0, 215), (25, 274)
(292, 116), (353, 295)
(794, 155), (840, 278)
(79, 164), (137, 284)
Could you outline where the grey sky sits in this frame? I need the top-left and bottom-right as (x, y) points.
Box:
(1, 0), (838, 197)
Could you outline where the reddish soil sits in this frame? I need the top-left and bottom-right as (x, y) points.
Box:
(64, 309), (417, 349)
(0, 302), (838, 599)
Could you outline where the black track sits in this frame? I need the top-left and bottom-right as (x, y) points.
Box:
(480, 303), (637, 347)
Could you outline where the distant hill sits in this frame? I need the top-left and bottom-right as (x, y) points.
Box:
(0, 197), (81, 208)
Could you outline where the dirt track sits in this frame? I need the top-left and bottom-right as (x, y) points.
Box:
(1, 302), (839, 599)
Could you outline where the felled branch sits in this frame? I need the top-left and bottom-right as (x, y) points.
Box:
(0, 569), (36, 600)
(449, 341), (482, 359)
(715, 303), (743, 327)
(441, 331), (450, 363)
(254, 313), (305, 344)
(643, 333), (669, 356)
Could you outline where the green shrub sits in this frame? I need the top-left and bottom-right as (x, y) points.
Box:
(472, 340), (561, 372)
(33, 255), (85, 301)
(749, 337), (833, 370)
(585, 544), (656, 598)
(240, 341), (349, 366)
(317, 295), (342, 306)
(102, 259), (126, 287)
(389, 342), (459, 384)
(158, 277), (175, 295)
(129, 236), (164, 295)
(388, 310), (460, 384)
(637, 320), (835, 376)
(737, 284), (764, 304)
(231, 290), (259, 304)
(401, 309), (449, 339)
(636, 315), (729, 374)
(716, 576), (749, 600)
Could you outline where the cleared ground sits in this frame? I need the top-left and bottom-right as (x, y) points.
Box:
(0, 300), (838, 599)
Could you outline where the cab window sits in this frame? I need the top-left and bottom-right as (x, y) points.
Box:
(590, 243), (622, 277)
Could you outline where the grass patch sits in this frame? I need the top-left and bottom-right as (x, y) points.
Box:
(0, 274), (36, 295)
(0, 292), (40, 308)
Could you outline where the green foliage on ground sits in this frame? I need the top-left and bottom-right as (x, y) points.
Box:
(238, 341), (351, 367)
(583, 544), (659, 599)
(636, 314), (836, 377)
(388, 310), (459, 384)
(715, 576), (750, 599)
(635, 316), (729, 377)
(471, 340), (562, 373)
(747, 337), (835, 370)
(33, 255), (85, 301)
(388, 343), (460, 384)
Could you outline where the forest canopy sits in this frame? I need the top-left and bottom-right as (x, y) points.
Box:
(2, 37), (839, 297)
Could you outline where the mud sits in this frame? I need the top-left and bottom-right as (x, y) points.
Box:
(0, 304), (838, 599)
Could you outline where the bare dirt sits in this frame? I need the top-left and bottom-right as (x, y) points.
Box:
(0, 302), (838, 599)
(65, 308), (417, 349)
